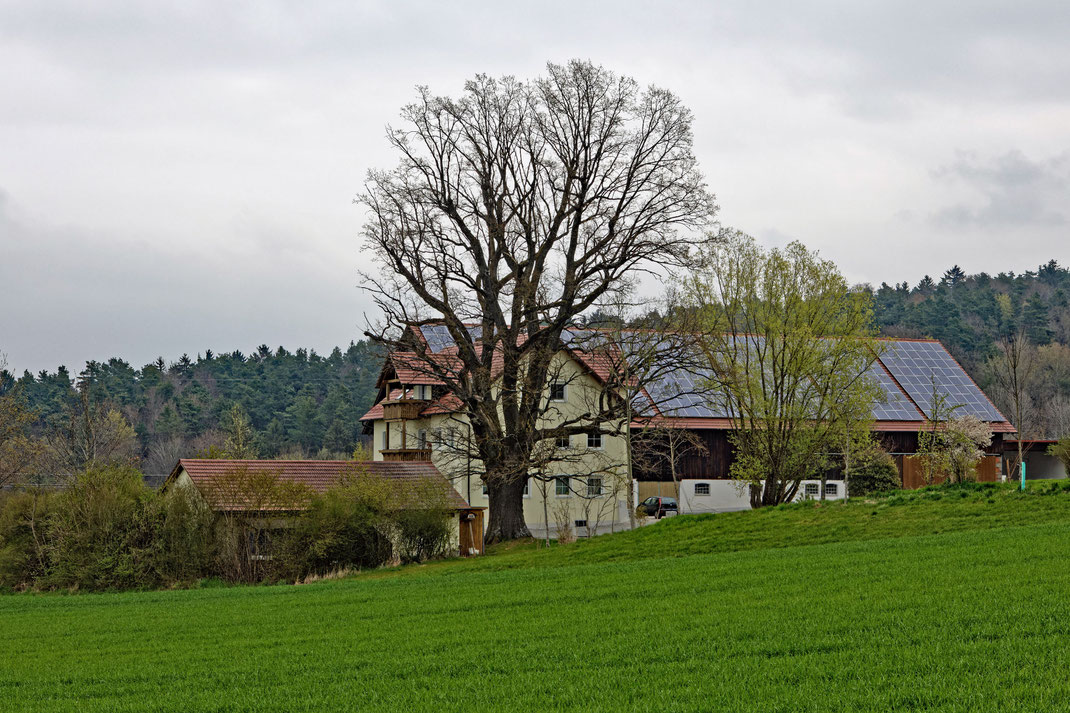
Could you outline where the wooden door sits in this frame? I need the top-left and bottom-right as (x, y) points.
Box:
(459, 509), (484, 556)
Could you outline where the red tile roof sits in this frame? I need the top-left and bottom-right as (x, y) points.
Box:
(169, 459), (470, 511)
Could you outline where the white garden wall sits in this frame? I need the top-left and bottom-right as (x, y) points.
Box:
(678, 479), (846, 514)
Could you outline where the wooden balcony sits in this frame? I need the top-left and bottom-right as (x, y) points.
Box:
(381, 447), (433, 462)
(382, 399), (429, 421)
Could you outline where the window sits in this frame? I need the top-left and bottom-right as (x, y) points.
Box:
(431, 428), (441, 450)
(574, 520), (587, 529)
(482, 481), (488, 497)
(417, 429), (427, 449)
(556, 435), (570, 449)
(804, 483), (820, 497)
(555, 476), (570, 496)
(381, 427), (388, 450)
(549, 382), (567, 402)
(587, 477), (603, 496)
(824, 483), (838, 497)
(694, 483), (711, 496)
(587, 432), (603, 450)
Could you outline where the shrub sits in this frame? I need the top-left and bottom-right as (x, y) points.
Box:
(1048, 438), (1070, 475)
(283, 469), (396, 578)
(0, 489), (54, 590)
(43, 464), (161, 591)
(152, 485), (215, 585)
(848, 446), (901, 496)
(394, 478), (454, 564)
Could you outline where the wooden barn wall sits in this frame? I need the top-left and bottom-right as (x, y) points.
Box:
(633, 428), (1005, 485)
(634, 429), (734, 482)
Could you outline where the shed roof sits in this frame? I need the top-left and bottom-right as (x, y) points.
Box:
(168, 459), (470, 511)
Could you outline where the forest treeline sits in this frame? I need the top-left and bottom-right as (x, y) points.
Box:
(870, 260), (1070, 438)
(0, 343), (382, 476)
(2, 260), (1070, 480)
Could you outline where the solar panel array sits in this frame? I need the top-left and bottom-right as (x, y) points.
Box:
(878, 341), (1003, 421)
(417, 324), (1005, 424)
(646, 365), (732, 419)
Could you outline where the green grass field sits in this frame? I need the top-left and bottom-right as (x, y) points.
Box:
(4, 483), (1070, 712)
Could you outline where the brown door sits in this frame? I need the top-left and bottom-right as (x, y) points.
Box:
(459, 510), (484, 556)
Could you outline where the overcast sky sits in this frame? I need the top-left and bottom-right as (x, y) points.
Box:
(2, 1), (1069, 375)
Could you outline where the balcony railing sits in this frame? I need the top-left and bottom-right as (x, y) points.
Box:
(382, 399), (429, 421)
(381, 447), (433, 462)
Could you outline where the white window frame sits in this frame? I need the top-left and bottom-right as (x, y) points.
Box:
(823, 483), (838, 497)
(556, 435), (570, 450)
(804, 483), (820, 498)
(586, 477), (603, 497)
(587, 432), (603, 450)
(694, 482), (711, 496)
(555, 476), (570, 497)
(549, 382), (567, 402)
(522, 478), (530, 498)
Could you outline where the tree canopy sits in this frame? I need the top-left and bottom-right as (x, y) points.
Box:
(359, 60), (717, 541)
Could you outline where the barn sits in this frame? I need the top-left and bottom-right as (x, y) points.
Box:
(634, 338), (1015, 506)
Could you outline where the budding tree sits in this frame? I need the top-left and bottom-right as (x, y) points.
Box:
(359, 61), (716, 541)
(686, 232), (882, 507)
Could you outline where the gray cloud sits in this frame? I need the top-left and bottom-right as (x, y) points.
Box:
(932, 150), (1070, 228)
(0, 189), (369, 375)
(2, 1), (1070, 372)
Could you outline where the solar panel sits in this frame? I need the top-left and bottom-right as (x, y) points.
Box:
(878, 341), (1003, 421)
(867, 361), (923, 421)
(420, 324), (481, 352)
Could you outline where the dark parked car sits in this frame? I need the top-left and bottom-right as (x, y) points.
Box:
(637, 496), (678, 519)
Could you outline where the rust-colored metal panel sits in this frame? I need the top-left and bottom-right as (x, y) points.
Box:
(975, 455), (999, 482)
(900, 454), (1000, 489)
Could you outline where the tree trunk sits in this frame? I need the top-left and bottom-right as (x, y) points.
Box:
(749, 482), (763, 508)
(485, 475), (532, 543)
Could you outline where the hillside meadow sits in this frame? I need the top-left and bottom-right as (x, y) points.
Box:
(3, 483), (1070, 712)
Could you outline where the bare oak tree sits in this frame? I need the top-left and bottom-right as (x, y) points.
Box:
(359, 61), (716, 541)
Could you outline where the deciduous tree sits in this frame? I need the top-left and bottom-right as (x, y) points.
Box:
(686, 232), (882, 507)
(360, 61), (717, 541)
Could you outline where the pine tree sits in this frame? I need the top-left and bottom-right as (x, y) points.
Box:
(1023, 293), (1053, 345)
(942, 265), (966, 287)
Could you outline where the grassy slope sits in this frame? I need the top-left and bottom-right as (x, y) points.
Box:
(3, 483), (1070, 713)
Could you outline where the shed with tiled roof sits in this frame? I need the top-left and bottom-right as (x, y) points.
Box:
(167, 459), (471, 510)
